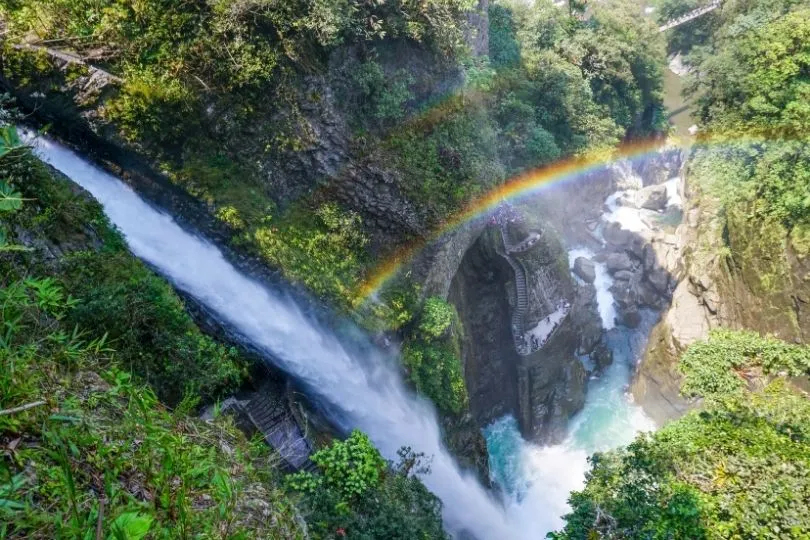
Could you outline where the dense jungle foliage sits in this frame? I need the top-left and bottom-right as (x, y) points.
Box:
(0, 126), (449, 538)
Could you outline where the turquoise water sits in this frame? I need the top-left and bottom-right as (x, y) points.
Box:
(487, 314), (657, 534)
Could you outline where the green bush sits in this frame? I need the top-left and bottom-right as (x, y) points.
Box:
(679, 329), (810, 399)
(400, 297), (468, 415)
(554, 332), (810, 539)
(288, 431), (448, 539)
(252, 202), (368, 307)
(105, 68), (200, 150)
(351, 60), (414, 125)
(418, 297), (456, 339)
(488, 4), (521, 68)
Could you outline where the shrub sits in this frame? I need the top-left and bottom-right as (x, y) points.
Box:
(288, 431), (448, 539)
(253, 202), (368, 306)
(679, 329), (810, 399)
(418, 297), (456, 339)
(104, 68), (200, 150)
(402, 340), (468, 415)
(554, 332), (810, 539)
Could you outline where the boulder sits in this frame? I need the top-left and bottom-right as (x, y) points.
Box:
(647, 267), (671, 295)
(603, 222), (633, 247)
(606, 252), (634, 273)
(613, 270), (635, 281)
(573, 257), (596, 283)
(635, 184), (668, 211)
(638, 281), (665, 308)
(609, 280), (637, 307)
(590, 342), (614, 372)
(619, 306), (642, 328)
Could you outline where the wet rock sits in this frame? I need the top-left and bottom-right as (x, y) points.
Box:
(613, 270), (635, 281)
(590, 341), (613, 372)
(573, 257), (596, 283)
(610, 280), (637, 307)
(603, 222), (633, 247)
(618, 305), (642, 328)
(638, 280), (665, 308)
(635, 184), (668, 211)
(647, 267), (671, 294)
(606, 252), (634, 273)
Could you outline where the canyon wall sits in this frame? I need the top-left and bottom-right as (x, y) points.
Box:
(633, 152), (810, 424)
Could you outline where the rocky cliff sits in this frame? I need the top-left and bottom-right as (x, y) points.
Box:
(632, 149), (810, 424)
(441, 210), (602, 444)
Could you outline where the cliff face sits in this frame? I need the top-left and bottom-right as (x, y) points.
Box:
(443, 213), (600, 444)
(632, 153), (810, 424)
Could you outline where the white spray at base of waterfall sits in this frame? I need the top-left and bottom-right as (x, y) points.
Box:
(22, 130), (520, 539)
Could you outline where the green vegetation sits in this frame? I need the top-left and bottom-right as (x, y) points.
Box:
(554, 330), (810, 539)
(288, 431), (447, 539)
(403, 298), (468, 415)
(680, 328), (810, 399)
(2, 133), (247, 405)
(1, 124), (449, 538)
(0, 277), (305, 538)
(0, 0), (670, 439)
(555, 6), (810, 537)
(677, 2), (810, 314)
(251, 202), (369, 304)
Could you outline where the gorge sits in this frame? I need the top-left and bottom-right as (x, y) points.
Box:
(2, 0), (810, 538)
(21, 124), (684, 537)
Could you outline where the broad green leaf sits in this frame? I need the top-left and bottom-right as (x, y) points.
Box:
(0, 126), (21, 159)
(107, 511), (153, 540)
(0, 182), (23, 212)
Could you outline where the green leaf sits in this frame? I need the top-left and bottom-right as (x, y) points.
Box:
(0, 182), (24, 212)
(108, 512), (153, 540)
(0, 126), (22, 159)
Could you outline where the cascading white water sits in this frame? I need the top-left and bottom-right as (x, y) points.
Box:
(22, 130), (517, 538)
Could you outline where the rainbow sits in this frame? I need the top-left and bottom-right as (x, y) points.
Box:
(355, 136), (693, 305)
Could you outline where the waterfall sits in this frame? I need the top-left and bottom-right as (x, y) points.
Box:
(22, 130), (515, 539)
(23, 128), (671, 538)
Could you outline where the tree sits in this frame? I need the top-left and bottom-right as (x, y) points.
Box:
(554, 331), (810, 539)
(287, 431), (448, 539)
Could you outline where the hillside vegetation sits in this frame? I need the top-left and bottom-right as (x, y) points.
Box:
(0, 126), (447, 538)
(0, 0), (666, 424)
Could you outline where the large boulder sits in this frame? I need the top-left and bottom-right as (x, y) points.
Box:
(606, 252), (634, 273)
(603, 221), (633, 247)
(573, 257), (596, 283)
(635, 184), (668, 211)
(618, 305), (642, 328)
(647, 267), (671, 295)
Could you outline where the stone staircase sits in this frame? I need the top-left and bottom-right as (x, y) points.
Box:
(243, 392), (314, 471)
(495, 220), (573, 356)
(218, 391), (315, 472)
(497, 224), (531, 355)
